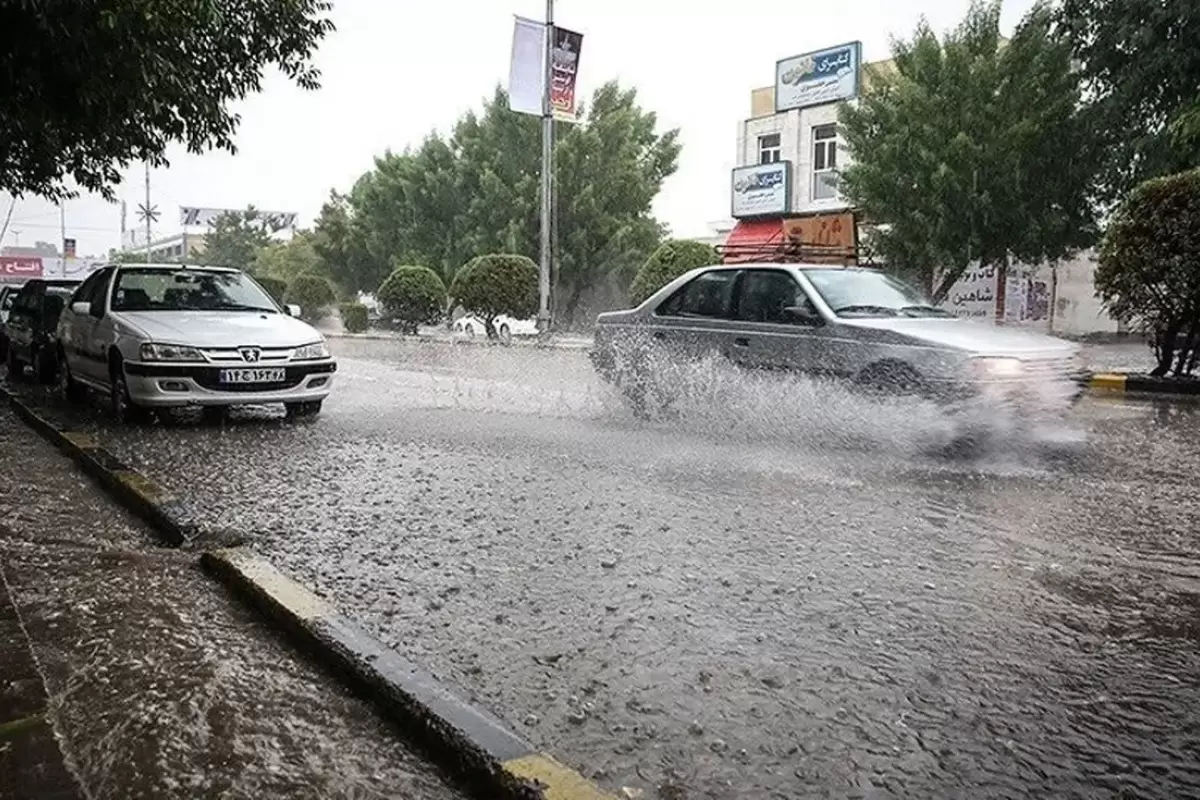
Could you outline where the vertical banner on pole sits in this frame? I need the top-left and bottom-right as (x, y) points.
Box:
(508, 16), (546, 117)
(550, 27), (583, 122)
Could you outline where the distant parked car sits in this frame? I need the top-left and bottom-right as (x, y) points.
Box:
(453, 314), (537, 342)
(4, 279), (80, 383)
(56, 263), (336, 423)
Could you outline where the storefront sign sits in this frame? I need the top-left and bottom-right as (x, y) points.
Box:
(0, 256), (43, 279)
(782, 211), (856, 261)
(775, 42), (862, 112)
(731, 162), (791, 218)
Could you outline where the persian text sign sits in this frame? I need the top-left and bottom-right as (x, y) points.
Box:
(550, 27), (584, 122)
(775, 42), (862, 112)
(0, 256), (43, 279)
(731, 162), (791, 218)
(942, 266), (998, 320)
(782, 211), (856, 261)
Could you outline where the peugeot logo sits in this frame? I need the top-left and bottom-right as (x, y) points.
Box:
(239, 347), (262, 363)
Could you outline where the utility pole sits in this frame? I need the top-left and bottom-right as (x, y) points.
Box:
(537, 0), (554, 334)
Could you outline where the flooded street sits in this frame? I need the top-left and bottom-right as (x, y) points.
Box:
(16, 338), (1200, 799)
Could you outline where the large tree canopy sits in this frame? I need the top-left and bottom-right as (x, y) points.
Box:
(1055, 0), (1200, 201)
(839, 0), (1098, 299)
(321, 82), (680, 326)
(0, 0), (334, 200)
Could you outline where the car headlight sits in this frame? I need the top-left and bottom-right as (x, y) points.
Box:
(969, 356), (1024, 379)
(292, 341), (330, 360)
(139, 342), (205, 362)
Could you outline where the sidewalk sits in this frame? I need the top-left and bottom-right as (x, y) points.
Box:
(0, 407), (470, 800)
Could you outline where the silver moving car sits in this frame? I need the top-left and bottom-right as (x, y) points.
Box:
(591, 262), (1085, 429)
(57, 263), (336, 422)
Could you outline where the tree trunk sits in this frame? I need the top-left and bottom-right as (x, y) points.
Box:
(562, 283), (586, 331)
(1151, 322), (1181, 377)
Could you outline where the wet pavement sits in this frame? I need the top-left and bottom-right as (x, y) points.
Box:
(7, 339), (1200, 799)
(0, 405), (470, 800)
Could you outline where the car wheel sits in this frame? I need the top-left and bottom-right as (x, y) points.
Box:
(59, 353), (86, 403)
(854, 361), (925, 397)
(34, 346), (57, 385)
(499, 323), (512, 344)
(110, 360), (149, 424)
(6, 347), (24, 381)
(285, 400), (323, 420)
(464, 323), (476, 338)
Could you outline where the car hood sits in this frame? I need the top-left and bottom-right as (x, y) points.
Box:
(117, 311), (323, 347)
(842, 316), (1078, 357)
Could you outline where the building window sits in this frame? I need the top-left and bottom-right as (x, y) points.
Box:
(812, 124), (839, 200)
(757, 133), (782, 164)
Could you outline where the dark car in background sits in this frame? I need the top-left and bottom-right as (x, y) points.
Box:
(5, 279), (81, 383)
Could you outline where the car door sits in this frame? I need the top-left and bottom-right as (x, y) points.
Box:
(6, 283), (40, 359)
(646, 268), (742, 365)
(68, 269), (113, 383)
(727, 269), (826, 374)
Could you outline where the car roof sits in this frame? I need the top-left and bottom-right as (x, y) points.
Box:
(113, 262), (239, 272)
(701, 261), (873, 271)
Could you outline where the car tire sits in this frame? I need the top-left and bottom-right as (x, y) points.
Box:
(854, 361), (925, 397)
(34, 346), (57, 385)
(59, 353), (86, 403)
(6, 347), (24, 381)
(499, 323), (512, 345)
(110, 359), (149, 424)
(285, 400), (323, 420)
(464, 323), (476, 338)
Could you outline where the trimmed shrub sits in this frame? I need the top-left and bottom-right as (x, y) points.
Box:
(284, 274), (336, 322)
(628, 240), (719, 305)
(339, 302), (369, 333)
(449, 254), (538, 339)
(377, 265), (446, 334)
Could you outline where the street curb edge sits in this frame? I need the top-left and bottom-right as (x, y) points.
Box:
(1088, 372), (1200, 395)
(0, 387), (192, 546)
(201, 547), (614, 800)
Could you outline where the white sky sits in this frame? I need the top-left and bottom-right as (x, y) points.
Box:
(1, 0), (1036, 258)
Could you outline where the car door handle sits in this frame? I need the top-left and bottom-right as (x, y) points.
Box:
(733, 337), (750, 347)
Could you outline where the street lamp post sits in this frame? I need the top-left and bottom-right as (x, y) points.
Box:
(537, 0), (554, 335)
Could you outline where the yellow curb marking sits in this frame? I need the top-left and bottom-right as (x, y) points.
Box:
(215, 548), (333, 623)
(61, 431), (99, 450)
(1089, 373), (1127, 392)
(113, 470), (173, 505)
(503, 753), (616, 800)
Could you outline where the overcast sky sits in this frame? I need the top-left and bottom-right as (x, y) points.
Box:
(2, 0), (1037, 258)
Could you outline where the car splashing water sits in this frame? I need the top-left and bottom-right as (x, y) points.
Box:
(598, 347), (1087, 466)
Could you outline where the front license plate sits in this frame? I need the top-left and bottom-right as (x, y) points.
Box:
(218, 367), (286, 384)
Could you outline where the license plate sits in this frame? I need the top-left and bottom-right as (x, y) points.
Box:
(218, 367), (286, 384)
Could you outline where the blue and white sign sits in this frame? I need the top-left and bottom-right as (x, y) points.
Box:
(775, 41), (862, 112)
(731, 162), (791, 218)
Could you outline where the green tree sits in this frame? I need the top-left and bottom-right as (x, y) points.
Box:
(1055, 0), (1200, 202)
(449, 254), (538, 339)
(628, 240), (718, 305)
(838, 1), (1098, 300)
(0, 1), (333, 201)
(285, 274), (335, 322)
(253, 233), (326, 285)
(203, 208), (276, 271)
(1096, 169), (1200, 377)
(376, 265), (446, 334)
(311, 189), (380, 295)
(342, 82), (679, 327)
(339, 301), (369, 333)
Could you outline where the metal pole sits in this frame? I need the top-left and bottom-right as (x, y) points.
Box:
(59, 202), (66, 275)
(144, 163), (152, 262)
(537, 0), (554, 334)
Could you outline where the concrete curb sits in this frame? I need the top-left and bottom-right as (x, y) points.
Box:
(1088, 372), (1200, 396)
(325, 331), (592, 351)
(0, 387), (197, 546)
(201, 547), (613, 800)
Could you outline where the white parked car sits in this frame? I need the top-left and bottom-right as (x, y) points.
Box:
(453, 314), (538, 342)
(56, 263), (336, 422)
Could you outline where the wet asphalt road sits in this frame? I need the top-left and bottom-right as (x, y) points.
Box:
(9, 339), (1200, 799)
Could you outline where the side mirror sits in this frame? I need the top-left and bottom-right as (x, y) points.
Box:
(784, 305), (823, 326)
(286, 304), (302, 318)
(71, 301), (90, 315)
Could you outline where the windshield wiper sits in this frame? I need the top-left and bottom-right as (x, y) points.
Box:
(213, 303), (276, 312)
(833, 304), (899, 316)
(898, 305), (954, 318)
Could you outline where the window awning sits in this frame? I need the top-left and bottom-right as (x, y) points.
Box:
(719, 219), (784, 263)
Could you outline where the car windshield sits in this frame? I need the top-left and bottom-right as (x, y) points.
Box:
(802, 268), (953, 318)
(111, 268), (278, 313)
